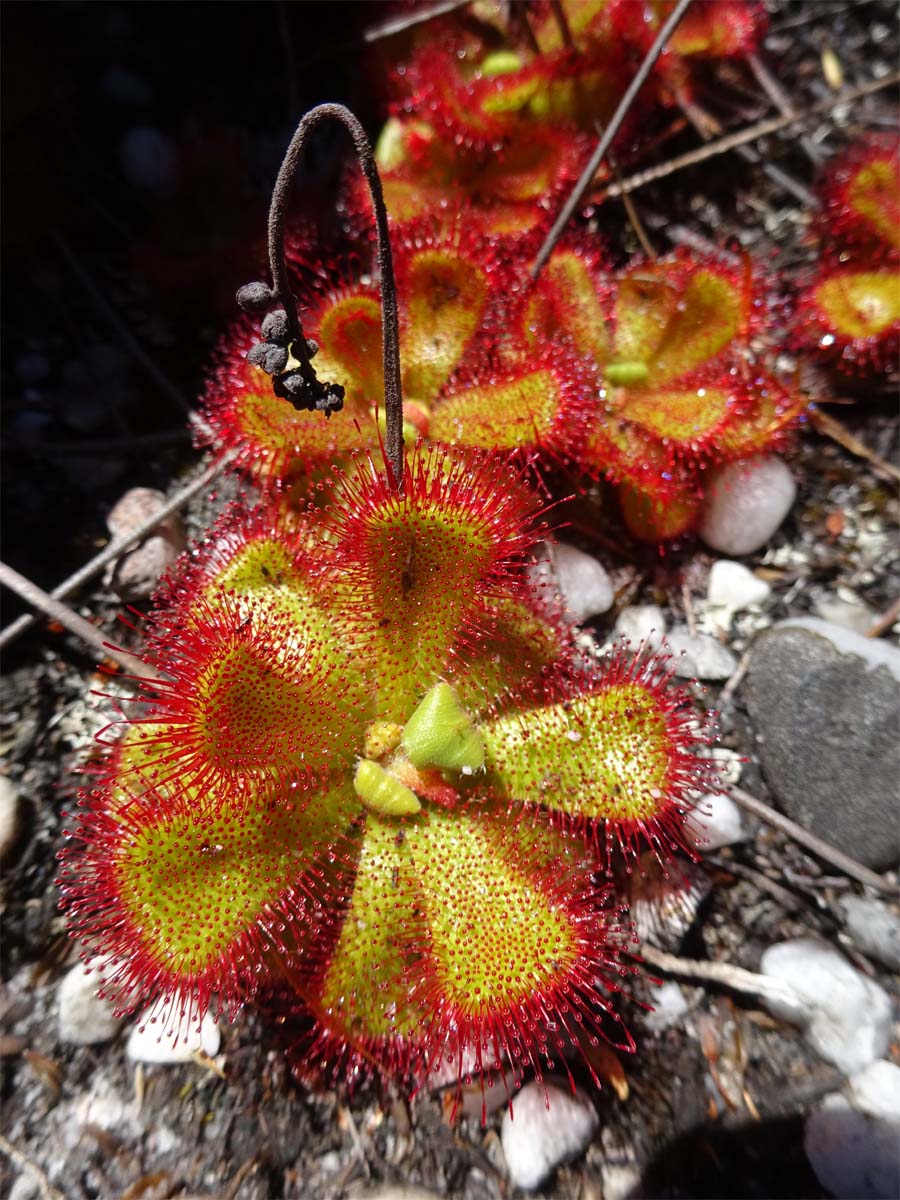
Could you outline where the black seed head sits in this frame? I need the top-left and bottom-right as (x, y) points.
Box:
(261, 309), (290, 344)
(236, 281), (275, 313)
(262, 345), (289, 375)
(246, 341), (269, 367)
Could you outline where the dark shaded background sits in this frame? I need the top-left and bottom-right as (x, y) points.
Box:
(2, 0), (381, 642)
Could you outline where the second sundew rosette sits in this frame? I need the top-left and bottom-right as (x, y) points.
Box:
(795, 135), (900, 375)
(201, 215), (593, 499)
(60, 442), (718, 1099)
(518, 242), (809, 541)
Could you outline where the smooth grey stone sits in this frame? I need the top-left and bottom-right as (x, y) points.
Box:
(743, 620), (900, 869)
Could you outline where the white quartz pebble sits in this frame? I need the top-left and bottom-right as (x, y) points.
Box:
(707, 560), (771, 610)
(57, 959), (124, 1045)
(839, 896), (900, 971)
(760, 939), (892, 1076)
(613, 604), (667, 651)
(699, 456), (796, 556)
(644, 981), (690, 1031)
(501, 1080), (598, 1190)
(686, 792), (745, 851)
(663, 627), (737, 680)
(126, 995), (221, 1063)
(0, 776), (23, 860)
(531, 542), (613, 622)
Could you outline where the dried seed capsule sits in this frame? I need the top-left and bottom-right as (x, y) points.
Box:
(317, 383), (345, 414)
(235, 281), (275, 313)
(262, 345), (289, 375)
(246, 342), (269, 367)
(261, 309), (290, 344)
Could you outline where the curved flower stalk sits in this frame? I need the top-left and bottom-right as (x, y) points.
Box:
(519, 243), (807, 540)
(59, 441), (718, 1098)
(202, 215), (594, 494)
(796, 136), (900, 374)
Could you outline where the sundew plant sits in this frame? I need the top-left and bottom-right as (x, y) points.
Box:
(59, 103), (720, 1111)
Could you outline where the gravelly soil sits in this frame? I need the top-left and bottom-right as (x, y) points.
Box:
(2, 3), (898, 1198)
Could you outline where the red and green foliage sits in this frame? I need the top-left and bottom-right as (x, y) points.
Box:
(520, 243), (806, 540)
(60, 442), (717, 1096)
(796, 136), (900, 372)
(202, 216), (593, 492)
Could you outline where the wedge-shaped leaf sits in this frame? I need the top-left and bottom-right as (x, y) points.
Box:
(846, 156), (900, 251)
(618, 384), (740, 446)
(523, 247), (612, 366)
(311, 814), (427, 1045)
(480, 655), (713, 859)
(59, 780), (359, 1016)
(327, 445), (539, 720)
(400, 246), (489, 404)
(811, 271), (900, 341)
(312, 291), (385, 409)
(612, 260), (746, 386)
(129, 593), (370, 798)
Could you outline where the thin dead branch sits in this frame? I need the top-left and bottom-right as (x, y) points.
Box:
(638, 944), (802, 1009)
(0, 1134), (66, 1200)
(362, 0), (471, 43)
(598, 71), (900, 203)
(531, 0), (693, 278)
(810, 407), (900, 484)
(729, 785), (894, 895)
(865, 597), (900, 639)
(0, 560), (158, 678)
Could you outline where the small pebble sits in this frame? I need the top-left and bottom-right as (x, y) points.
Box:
(644, 981), (690, 1031)
(354, 1189), (441, 1200)
(699, 456), (796, 555)
(813, 592), (878, 636)
(57, 959), (124, 1045)
(501, 1079), (598, 1191)
(598, 1163), (642, 1200)
(106, 487), (186, 601)
(531, 542), (613, 622)
(663, 627), (737, 680)
(805, 1061), (900, 1200)
(760, 938), (892, 1076)
(0, 776), (24, 861)
(126, 995), (220, 1063)
(850, 1059), (900, 1121)
(686, 791), (745, 851)
(8, 1175), (41, 1200)
(839, 895), (900, 971)
(613, 604), (666, 651)
(707, 560), (771, 612)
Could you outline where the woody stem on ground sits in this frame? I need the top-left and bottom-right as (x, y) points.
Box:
(530, 0), (692, 280)
(267, 103), (405, 489)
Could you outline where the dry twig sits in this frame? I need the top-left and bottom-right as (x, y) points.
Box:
(0, 449), (237, 652)
(531, 0), (693, 277)
(809, 407), (900, 484)
(598, 72), (900, 202)
(0, 560), (159, 679)
(0, 1134), (65, 1200)
(638, 944), (801, 1009)
(729, 785), (894, 895)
